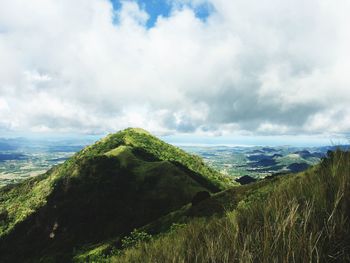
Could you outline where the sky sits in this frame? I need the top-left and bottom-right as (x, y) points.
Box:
(0, 0), (349, 144)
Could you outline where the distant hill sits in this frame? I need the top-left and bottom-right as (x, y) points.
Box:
(235, 175), (257, 185)
(0, 128), (234, 262)
(0, 141), (18, 151)
(287, 162), (310, 173)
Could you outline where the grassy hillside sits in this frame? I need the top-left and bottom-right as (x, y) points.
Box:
(0, 128), (233, 262)
(1, 128), (348, 262)
(71, 177), (280, 262)
(78, 128), (235, 189)
(111, 150), (350, 263)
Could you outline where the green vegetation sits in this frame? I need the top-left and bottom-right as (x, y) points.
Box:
(73, 242), (117, 263)
(0, 128), (349, 263)
(0, 128), (232, 262)
(0, 168), (59, 237)
(112, 150), (350, 262)
(78, 128), (235, 189)
(121, 229), (152, 249)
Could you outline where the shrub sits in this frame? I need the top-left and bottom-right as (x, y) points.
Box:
(121, 229), (152, 249)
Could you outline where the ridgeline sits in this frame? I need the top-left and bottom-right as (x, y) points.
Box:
(0, 128), (234, 262)
(0, 128), (349, 262)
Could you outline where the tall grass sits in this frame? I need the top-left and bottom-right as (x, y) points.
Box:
(112, 150), (350, 263)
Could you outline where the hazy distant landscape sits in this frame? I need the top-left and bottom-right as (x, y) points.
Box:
(0, 138), (90, 186)
(1, 0), (350, 261)
(1, 136), (347, 187)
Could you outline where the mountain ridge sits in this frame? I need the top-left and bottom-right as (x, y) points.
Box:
(1, 129), (348, 262)
(0, 128), (234, 262)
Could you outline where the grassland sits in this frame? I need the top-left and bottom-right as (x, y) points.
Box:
(111, 150), (350, 263)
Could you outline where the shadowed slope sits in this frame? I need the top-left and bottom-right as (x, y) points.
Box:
(111, 150), (350, 263)
(0, 128), (232, 262)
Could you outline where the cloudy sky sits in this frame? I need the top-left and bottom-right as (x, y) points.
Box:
(0, 0), (349, 142)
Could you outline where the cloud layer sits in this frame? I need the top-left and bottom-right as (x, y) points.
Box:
(0, 0), (349, 136)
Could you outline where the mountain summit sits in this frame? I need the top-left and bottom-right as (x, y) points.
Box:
(0, 128), (234, 262)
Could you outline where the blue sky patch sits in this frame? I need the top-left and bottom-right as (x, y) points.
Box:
(110, 0), (214, 28)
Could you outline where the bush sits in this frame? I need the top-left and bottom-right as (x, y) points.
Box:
(121, 229), (152, 249)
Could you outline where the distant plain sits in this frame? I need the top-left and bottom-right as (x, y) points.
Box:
(1, 137), (347, 187)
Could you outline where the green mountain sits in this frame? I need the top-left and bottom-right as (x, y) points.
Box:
(1, 128), (349, 263)
(0, 128), (234, 262)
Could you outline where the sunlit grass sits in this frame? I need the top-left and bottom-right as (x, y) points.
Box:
(112, 150), (350, 263)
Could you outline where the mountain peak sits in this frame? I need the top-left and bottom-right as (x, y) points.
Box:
(122, 127), (152, 135)
(80, 128), (235, 189)
(0, 128), (235, 262)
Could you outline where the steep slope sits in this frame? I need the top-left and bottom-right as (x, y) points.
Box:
(78, 128), (234, 189)
(0, 128), (233, 262)
(110, 150), (350, 263)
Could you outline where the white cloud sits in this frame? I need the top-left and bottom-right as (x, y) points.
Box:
(0, 0), (349, 137)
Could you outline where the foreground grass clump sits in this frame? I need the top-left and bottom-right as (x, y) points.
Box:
(113, 150), (350, 263)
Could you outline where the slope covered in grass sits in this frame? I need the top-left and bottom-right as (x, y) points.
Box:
(78, 128), (235, 189)
(0, 128), (233, 262)
(71, 177), (282, 262)
(112, 150), (350, 263)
